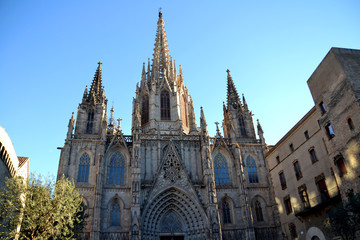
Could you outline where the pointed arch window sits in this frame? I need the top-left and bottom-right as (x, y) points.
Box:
(77, 153), (90, 182)
(255, 200), (264, 222)
(222, 200), (232, 224)
(108, 152), (125, 184)
(161, 90), (170, 120)
(238, 115), (247, 136)
(214, 154), (230, 185)
(111, 202), (120, 226)
(246, 156), (259, 183)
(141, 94), (149, 124)
(86, 109), (94, 134)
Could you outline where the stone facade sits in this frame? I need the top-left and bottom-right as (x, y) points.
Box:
(57, 12), (281, 240)
(265, 47), (360, 240)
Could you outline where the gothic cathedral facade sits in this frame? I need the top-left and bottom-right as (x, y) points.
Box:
(57, 12), (281, 240)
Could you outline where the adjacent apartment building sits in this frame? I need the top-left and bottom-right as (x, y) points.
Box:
(266, 47), (360, 240)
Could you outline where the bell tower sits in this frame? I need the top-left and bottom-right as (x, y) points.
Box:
(222, 69), (256, 142)
(74, 62), (107, 138)
(134, 11), (197, 136)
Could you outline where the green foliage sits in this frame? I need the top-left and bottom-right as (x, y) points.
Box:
(0, 174), (85, 240)
(325, 192), (360, 240)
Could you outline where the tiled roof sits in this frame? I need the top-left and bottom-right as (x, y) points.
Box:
(18, 156), (29, 168)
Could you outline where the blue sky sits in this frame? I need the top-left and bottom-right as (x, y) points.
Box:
(1, 1), (359, 177)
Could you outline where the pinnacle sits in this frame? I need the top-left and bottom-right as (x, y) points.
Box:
(226, 69), (241, 110)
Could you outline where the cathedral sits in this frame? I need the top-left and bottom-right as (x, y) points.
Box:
(57, 11), (281, 240)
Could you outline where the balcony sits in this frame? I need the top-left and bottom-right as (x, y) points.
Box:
(294, 187), (341, 217)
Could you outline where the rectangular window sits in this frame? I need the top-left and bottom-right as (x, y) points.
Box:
(279, 172), (287, 190)
(309, 148), (318, 163)
(298, 185), (310, 208)
(325, 123), (335, 139)
(319, 101), (326, 114)
(304, 130), (309, 140)
(293, 161), (302, 180)
(335, 155), (347, 177)
(276, 156), (280, 164)
(284, 196), (292, 214)
(316, 176), (330, 202)
(289, 143), (294, 152)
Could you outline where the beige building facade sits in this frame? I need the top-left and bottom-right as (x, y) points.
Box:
(0, 126), (29, 188)
(57, 12), (281, 240)
(266, 47), (360, 240)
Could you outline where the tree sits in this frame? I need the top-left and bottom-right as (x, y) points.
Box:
(325, 192), (360, 240)
(0, 174), (86, 240)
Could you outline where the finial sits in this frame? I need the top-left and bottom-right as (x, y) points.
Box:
(159, 8), (162, 18)
(226, 69), (230, 75)
(98, 61), (102, 67)
(215, 122), (220, 133)
(117, 118), (122, 130)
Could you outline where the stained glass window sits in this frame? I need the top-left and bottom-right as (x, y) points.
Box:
(222, 201), (231, 224)
(77, 153), (90, 182)
(214, 154), (230, 185)
(238, 116), (247, 136)
(246, 156), (259, 183)
(109, 152), (125, 184)
(161, 90), (170, 120)
(255, 200), (264, 222)
(111, 202), (120, 226)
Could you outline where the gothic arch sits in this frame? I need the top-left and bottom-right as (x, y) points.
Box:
(245, 154), (259, 183)
(141, 187), (209, 239)
(76, 151), (91, 183)
(105, 146), (130, 185)
(211, 147), (234, 185)
(106, 195), (126, 229)
(251, 195), (268, 223)
(219, 196), (235, 225)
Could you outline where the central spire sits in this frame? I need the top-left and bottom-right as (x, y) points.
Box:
(226, 69), (242, 110)
(152, 10), (172, 83)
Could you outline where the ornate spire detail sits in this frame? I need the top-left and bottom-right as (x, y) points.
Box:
(242, 93), (248, 111)
(109, 105), (115, 126)
(151, 11), (172, 86)
(257, 119), (266, 144)
(200, 107), (209, 137)
(226, 69), (241, 110)
(86, 61), (105, 104)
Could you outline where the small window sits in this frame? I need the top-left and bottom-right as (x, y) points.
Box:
(254, 200), (264, 222)
(279, 171), (287, 190)
(325, 123), (335, 139)
(276, 156), (280, 164)
(283, 195), (292, 214)
(161, 90), (171, 120)
(335, 155), (347, 177)
(319, 101), (326, 114)
(111, 202), (120, 226)
(298, 185), (310, 208)
(316, 175), (329, 202)
(222, 201), (232, 224)
(289, 223), (297, 239)
(304, 130), (309, 140)
(141, 94), (149, 124)
(347, 118), (355, 131)
(293, 161), (302, 180)
(289, 143), (294, 152)
(309, 148), (318, 163)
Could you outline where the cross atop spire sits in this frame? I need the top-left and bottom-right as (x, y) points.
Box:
(226, 69), (241, 110)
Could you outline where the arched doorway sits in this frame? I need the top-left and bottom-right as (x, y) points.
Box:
(141, 188), (208, 239)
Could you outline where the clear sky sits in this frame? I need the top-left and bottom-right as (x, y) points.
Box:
(1, 1), (359, 177)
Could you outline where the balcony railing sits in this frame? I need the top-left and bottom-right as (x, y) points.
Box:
(294, 186), (341, 217)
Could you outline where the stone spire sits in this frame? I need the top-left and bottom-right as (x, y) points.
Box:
(242, 93), (248, 111)
(88, 61), (105, 103)
(257, 119), (266, 144)
(151, 10), (172, 85)
(200, 107), (209, 137)
(226, 69), (242, 110)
